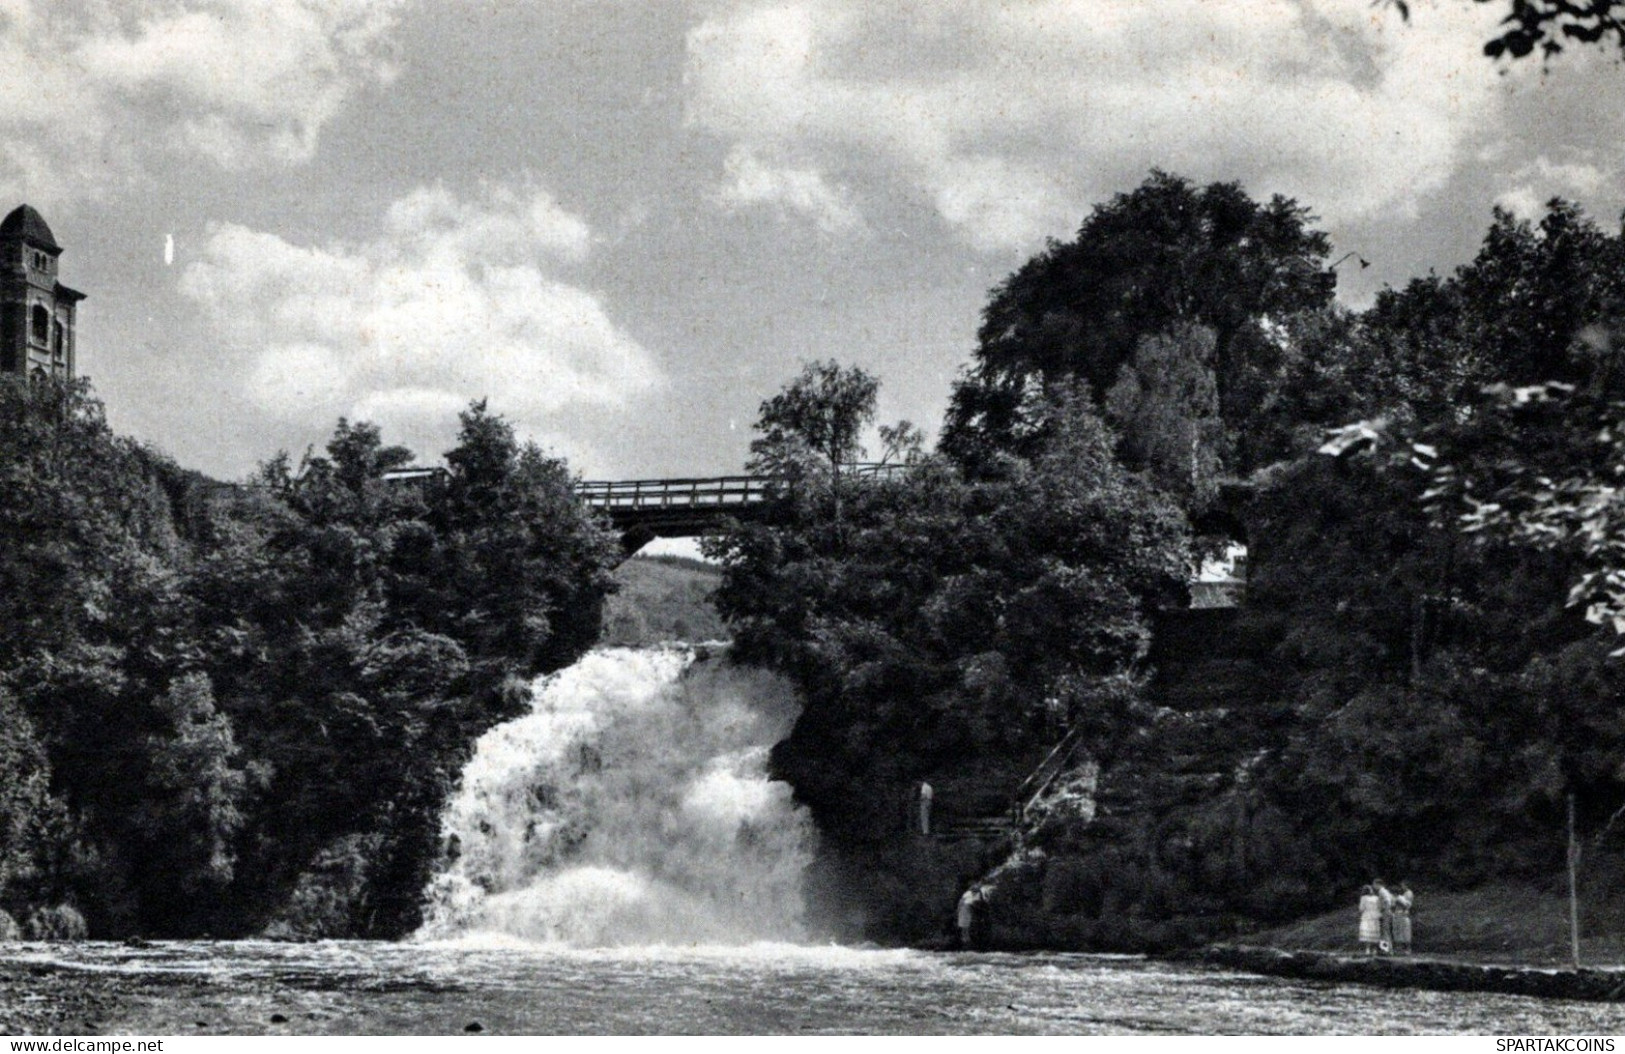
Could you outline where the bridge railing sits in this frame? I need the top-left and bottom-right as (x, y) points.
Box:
(574, 462), (912, 512)
(574, 475), (771, 512)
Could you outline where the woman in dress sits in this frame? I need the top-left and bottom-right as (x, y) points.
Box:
(1392, 882), (1414, 955)
(1358, 884), (1383, 955)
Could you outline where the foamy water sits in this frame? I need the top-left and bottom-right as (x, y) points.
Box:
(416, 646), (815, 946)
(11, 940), (1625, 1035)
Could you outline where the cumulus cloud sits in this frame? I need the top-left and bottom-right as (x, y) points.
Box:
(685, 0), (1510, 251)
(719, 145), (864, 234)
(0, 0), (406, 201)
(1495, 155), (1613, 219)
(180, 183), (663, 462)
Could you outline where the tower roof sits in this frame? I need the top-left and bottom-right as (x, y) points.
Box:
(0, 205), (60, 252)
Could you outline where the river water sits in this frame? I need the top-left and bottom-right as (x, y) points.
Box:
(5, 646), (1624, 1035)
(6, 939), (1625, 1035)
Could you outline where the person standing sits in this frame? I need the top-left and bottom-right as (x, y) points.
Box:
(1358, 884), (1383, 955)
(970, 884), (993, 950)
(919, 782), (934, 836)
(956, 885), (979, 949)
(1393, 882), (1414, 955)
(1374, 878), (1395, 954)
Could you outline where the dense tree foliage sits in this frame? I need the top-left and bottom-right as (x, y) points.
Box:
(941, 171), (1332, 479)
(0, 381), (618, 937)
(710, 366), (1189, 937)
(715, 175), (1625, 948)
(1032, 194), (1625, 943)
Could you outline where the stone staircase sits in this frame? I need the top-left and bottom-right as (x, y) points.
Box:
(933, 815), (1018, 842)
(920, 609), (1285, 847)
(1090, 606), (1285, 823)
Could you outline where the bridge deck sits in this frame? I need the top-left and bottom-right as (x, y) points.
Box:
(574, 475), (772, 515)
(574, 476), (776, 551)
(574, 466), (909, 551)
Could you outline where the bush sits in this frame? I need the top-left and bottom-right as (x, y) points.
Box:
(25, 904), (86, 941)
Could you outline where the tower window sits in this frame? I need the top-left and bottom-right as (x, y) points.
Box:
(52, 324), (63, 360)
(30, 305), (48, 344)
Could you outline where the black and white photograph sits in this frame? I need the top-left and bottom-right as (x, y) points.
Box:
(5, 0), (1625, 1039)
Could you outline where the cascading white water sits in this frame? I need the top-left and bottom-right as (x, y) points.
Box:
(416, 645), (816, 946)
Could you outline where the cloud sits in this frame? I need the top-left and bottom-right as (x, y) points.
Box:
(0, 0), (407, 202)
(180, 182), (664, 462)
(719, 145), (864, 234)
(1495, 155), (1614, 219)
(1493, 185), (1545, 221)
(684, 0), (1511, 251)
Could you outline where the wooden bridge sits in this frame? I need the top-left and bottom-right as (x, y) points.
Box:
(575, 464), (908, 553)
(574, 475), (775, 552)
(380, 463), (903, 554)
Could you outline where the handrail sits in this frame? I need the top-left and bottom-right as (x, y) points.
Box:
(1012, 724), (1090, 821)
(574, 463), (913, 512)
(574, 476), (771, 512)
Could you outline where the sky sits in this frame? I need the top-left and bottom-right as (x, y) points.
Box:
(5, 0), (1625, 487)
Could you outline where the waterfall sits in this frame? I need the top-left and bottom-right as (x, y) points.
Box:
(417, 645), (816, 946)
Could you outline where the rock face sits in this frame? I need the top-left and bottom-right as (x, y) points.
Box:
(796, 753), (1046, 944)
(1194, 945), (1625, 1002)
(792, 604), (1304, 949)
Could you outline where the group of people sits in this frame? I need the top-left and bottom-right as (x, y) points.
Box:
(1358, 879), (1414, 956)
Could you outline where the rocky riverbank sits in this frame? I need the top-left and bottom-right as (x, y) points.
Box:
(0, 960), (127, 1033)
(1190, 945), (1625, 1002)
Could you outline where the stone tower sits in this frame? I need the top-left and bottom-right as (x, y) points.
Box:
(0, 205), (85, 380)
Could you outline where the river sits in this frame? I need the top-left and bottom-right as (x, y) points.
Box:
(4, 646), (1623, 1035)
(9, 939), (1625, 1034)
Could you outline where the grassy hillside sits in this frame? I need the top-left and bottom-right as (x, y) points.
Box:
(1247, 867), (1625, 966)
(601, 555), (728, 646)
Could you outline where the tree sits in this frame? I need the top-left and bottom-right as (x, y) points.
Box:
(1369, 200), (1625, 642)
(941, 172), (1332, 474)
(0, 690), (70, 922)
(417, 401), (620, 676)
(1476, 0), (1625, 58)
(750, 360), (879, 477)
(130, 673), (263, 927)
(1383, 0), (1625, 61)
(712, 367), (1188, 938)
(747, 360), (881, 537)
(1418, 379), (1625, 646)
(1104, 326), (1225, 504)
(1450, 203), (1625, 388)
(282, 419), (417, 528)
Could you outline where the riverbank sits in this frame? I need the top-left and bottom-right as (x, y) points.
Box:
(1190, 881), (1625, 1002)
(1244, 881), (1625, 965)
(0, 959), (128, 1033)
(1191, 945), (1625, 1002)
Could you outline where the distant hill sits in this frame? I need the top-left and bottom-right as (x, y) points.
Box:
(601, 555), (729, 645)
